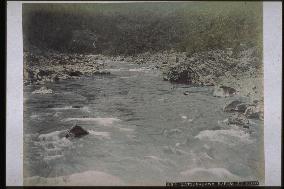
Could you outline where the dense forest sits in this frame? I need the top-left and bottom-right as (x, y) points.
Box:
(23, 2), (262, 56)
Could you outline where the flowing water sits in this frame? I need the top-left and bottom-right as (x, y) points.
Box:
(24, 61), (264, 186)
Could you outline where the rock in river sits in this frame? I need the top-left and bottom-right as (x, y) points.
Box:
(68, 71), (83, 77)
(223, 100), (249, 113)
(65, 125), (89, 138)
(183, 91), (190, 95)
(244, 105), (263, 120)
(32, 86), (53, 94)
(227, 114), (250, 127)
(235, 103), (250, 113)
(223, 100), (243, 112)
(213, 85), (237, 97)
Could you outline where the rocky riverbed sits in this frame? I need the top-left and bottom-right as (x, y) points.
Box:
(24, 46), (264, 122)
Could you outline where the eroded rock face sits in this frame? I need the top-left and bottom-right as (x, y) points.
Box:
(65, 125), (89, 138)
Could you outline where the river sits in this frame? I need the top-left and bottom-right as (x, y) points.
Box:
(23, 61), (264, 185)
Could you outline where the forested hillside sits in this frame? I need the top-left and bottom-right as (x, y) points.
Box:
(23, 2), (262, 56)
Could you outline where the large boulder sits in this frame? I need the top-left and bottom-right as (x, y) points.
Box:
(65, 125), (89, 138)
(68, 71), (82, 77)
(244, 105), (263, 120)
(235, 103), (250, 113)
(223, 100), (250, 113)
(227, 114), (250, 127)
(164, 62), (200, 84)
(223, 100), (242, 112)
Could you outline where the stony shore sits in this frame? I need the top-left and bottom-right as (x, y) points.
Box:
(24, 48), (263, 101)
(126, 47), (263, 102)
(23, 52), (111, 85)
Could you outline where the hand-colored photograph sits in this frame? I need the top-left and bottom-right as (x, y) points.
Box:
(22, 2), (264, 186)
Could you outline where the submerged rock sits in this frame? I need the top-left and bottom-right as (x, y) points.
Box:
(65, 125), (89, 138)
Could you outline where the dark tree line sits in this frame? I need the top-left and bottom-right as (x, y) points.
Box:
(23, 2), (262, 56)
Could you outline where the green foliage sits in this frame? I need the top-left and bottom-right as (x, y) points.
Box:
(23, 2), (262, 56)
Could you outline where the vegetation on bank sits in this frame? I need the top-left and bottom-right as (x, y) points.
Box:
(23, 2), (262, 56)
(23, 2), (263, 101)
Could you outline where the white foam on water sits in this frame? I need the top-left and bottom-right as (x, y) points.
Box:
(24, 170), (126, 186)
(128, 67), (151, 72)
(106, 68), (122, 72)
(119, 127), (135, 132)
(203, 144), (210, 150)
(181, 115), (187, 119)
(180, 167), (241, 181)
(51, 106), (73, 110)
(38, 131), (65, 142)
(38, 130), (72, 160)
(63, 117), (121, 126)
(143, 155), (177, 168)
(30, 114), (41, 120)
(30, 114), (39, 118)
(194, 129), (254, 146)
(53, 112), (62, 117)
(88, 130), (111, 139)
(187, 119), (194, 122)
(199, 151), (214, 160)
(144, 155), (164, 162)
(32, 87), (53, 94)
(30, 113), (53, 119)
(180, 115), (193, 122)
(43, 154), (64, 162)
(81, 106), (90, 112)
(51, 106), (90, 112)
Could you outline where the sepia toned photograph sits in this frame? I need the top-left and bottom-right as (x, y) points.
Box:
(22, 1), (265, 186)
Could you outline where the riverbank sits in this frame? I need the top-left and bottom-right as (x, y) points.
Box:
(126, 47), (263, 102)
(24, 47), (263, 111)
(23, 52), (112, 85)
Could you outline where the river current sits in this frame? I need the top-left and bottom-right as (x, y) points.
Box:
(23, 61), (264, 185)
